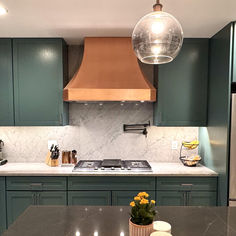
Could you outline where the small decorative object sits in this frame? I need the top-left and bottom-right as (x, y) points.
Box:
(179, 140), (201, 167)
(132, 0), (183, 64)
(129, 192), (156, 236)
(153, 221), (171, 233)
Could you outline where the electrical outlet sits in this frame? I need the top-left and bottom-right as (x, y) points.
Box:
(48, 140), (57, 150)
(172, 141), (178, 150)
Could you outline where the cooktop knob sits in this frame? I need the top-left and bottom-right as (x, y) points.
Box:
(121, 167), (125, 170)
(127, 167), (131, 170)
(94, 167), (98, 170)
(101, 167), (105, 170)
(111, 167), (115, 170)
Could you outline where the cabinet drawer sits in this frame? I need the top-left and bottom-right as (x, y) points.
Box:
(68, 177), (155, 191)
(156, 177), (217, 191)
(6, 177), (67, 191)
(112, 191), (155, 206)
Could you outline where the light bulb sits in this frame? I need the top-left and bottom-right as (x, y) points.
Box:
(151, 46), (161, 55)
(0, 6), (7, 15)
(151, 21), (164, 34)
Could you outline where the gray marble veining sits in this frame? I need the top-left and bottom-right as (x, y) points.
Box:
(0, 103), (198, 163)
(3, 206), (236, 236)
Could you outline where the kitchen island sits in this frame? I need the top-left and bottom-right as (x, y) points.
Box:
(2, 205), (236, 236)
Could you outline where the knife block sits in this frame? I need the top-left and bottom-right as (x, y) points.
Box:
(45, 151), (59, 167)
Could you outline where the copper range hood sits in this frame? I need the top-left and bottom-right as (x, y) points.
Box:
(63, 37), (156, 102)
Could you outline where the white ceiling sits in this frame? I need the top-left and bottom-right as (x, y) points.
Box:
(0, 0), (235, 44)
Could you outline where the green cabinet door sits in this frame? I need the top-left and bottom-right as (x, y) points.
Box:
(7, 191), (67, 226)
(7, 191), (35, 226)
(13, 38), (68, 126)
(188, 191), (217, 206)
(0, 39), (14, 126)
(112, 191), (155, 206)
(154, 38), (209, 126)
(68, 191), (111, 206)
(37, 191), (67, 205)
(0, 177), (6, 235)
(156, 191), (185, 206)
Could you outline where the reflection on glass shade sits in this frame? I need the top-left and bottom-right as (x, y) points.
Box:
(132, 11), (183, 64)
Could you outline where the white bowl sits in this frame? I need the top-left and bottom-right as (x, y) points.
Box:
(153, 221), (171, 233)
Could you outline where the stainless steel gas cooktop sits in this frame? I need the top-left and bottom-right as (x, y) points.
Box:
(73, 159), (152, 172)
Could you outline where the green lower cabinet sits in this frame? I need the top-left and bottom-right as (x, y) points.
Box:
(0, 177), (6, 235)
(7, 191), (34, 226)
(36, 191), (67, 205)
(188, 191), (217, 206)
(156, 191), (217, 206)
(68, 191), (111, 206)
(112, 191), (155, 206)
(156, 191), (185, 206)
(7, 191), (66, 226)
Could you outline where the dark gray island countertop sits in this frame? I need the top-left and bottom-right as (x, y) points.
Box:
(3, 206), (236, 236)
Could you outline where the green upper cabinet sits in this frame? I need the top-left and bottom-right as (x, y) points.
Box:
(0, 39), (14, 126)
(12, 38), (68, 126)
(154, 38), (209, 126)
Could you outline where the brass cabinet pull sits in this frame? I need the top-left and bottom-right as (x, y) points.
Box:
(188, 192), (192, 205)
(31, 193), (35, 205)
(30, 183), (42, 187)
(37, 193), (40, 205)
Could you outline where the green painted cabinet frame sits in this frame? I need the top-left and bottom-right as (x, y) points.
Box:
(0, 38), (68, 126)
(0, 39), (14, 126)
(0, 177), (6, 235)
(12, 38), (68, 126)
(154, 38), (209, 126)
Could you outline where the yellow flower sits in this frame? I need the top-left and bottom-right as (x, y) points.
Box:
(151, 200), (156, 205)
(138, 192), (149, 198)
(130, 201), (135, 207)
(140, 198), (149, 205)
(134, 196), (141, 201)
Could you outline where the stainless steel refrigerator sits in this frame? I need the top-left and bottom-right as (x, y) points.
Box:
(229, 93), (236, 206)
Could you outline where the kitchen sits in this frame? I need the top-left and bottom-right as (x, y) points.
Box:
(0, 0), (235, 235)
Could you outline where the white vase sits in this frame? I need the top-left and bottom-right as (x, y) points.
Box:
(129, 219), (154, 236)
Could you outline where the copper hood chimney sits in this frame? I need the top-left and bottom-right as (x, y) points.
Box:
(63, 37), (156, 102)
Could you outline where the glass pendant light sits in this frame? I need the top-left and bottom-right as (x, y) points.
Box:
(132, 0), (183, 64)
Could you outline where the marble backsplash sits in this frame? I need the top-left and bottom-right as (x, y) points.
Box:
(0, 103), (198, 163)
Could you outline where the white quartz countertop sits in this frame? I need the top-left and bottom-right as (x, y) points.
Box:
(0, 162), (218, 176)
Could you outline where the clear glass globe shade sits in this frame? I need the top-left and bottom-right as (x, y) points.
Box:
(132, 11), (183, 64)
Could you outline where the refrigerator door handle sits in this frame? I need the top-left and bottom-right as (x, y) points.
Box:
(229, 94), (236, 199)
